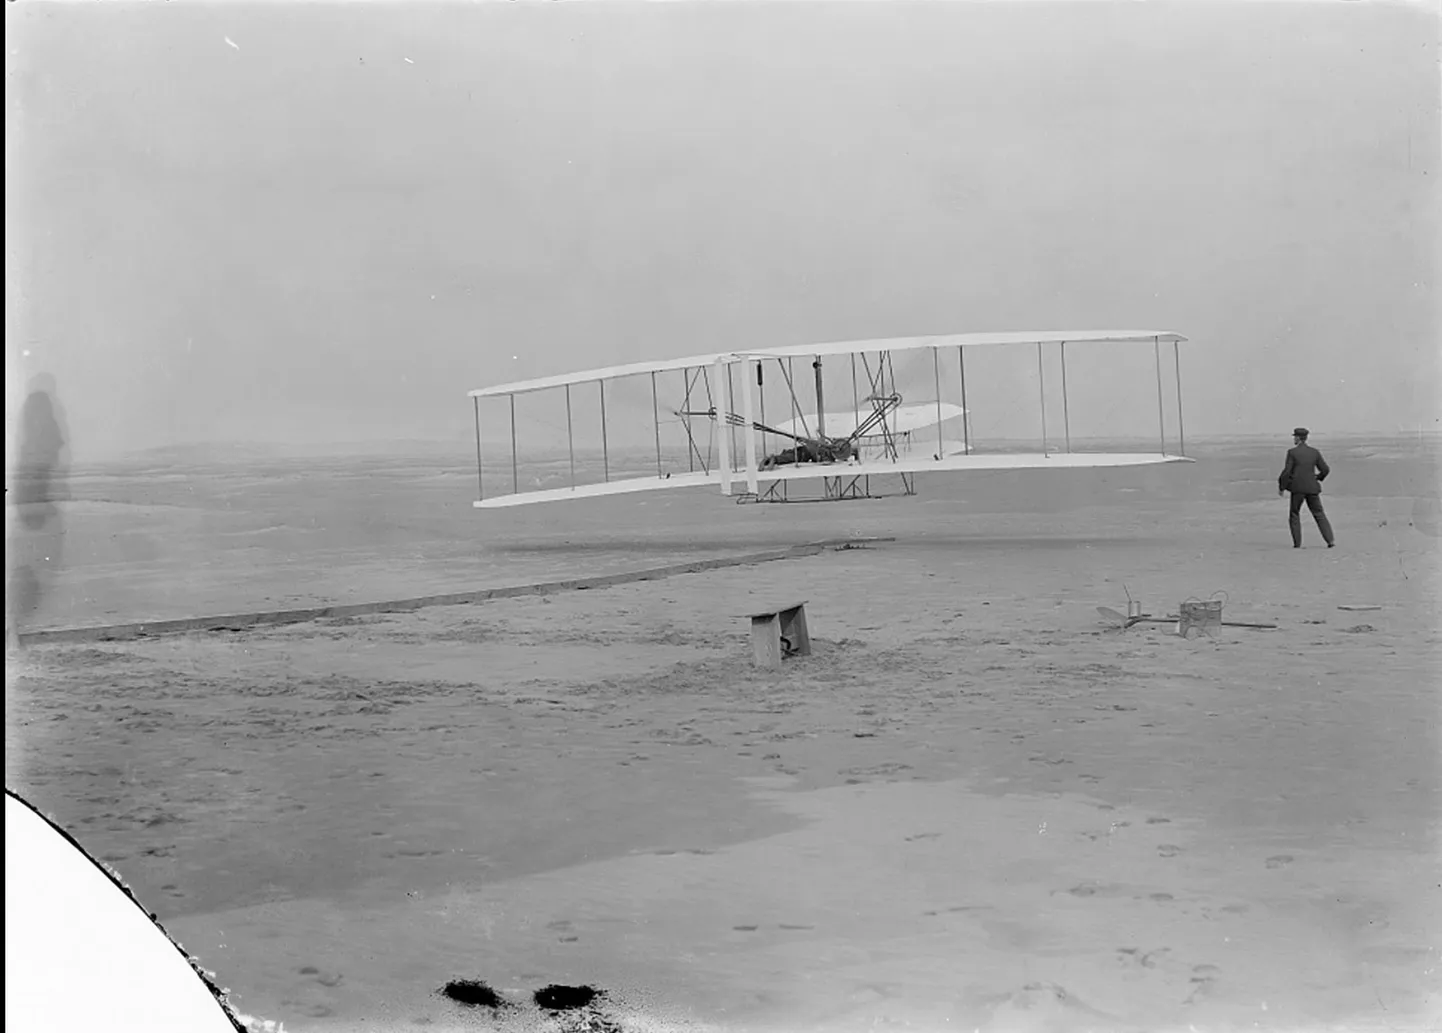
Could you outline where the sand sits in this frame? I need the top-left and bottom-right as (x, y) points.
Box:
(6, 439), (1441, 1032)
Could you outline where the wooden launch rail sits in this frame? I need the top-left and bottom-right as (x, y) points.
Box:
(14, 538), (893, 646)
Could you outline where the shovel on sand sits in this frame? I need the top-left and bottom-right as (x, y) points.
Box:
(1096, 606), (1171, 629)
(1096, 606), (1277, 631)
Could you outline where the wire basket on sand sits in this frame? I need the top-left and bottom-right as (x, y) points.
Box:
(1177, 597), (1224, 638)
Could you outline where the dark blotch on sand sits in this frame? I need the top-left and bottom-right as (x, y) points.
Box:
(440, 979), (505, 1008)
(534, 984), (602, 1010)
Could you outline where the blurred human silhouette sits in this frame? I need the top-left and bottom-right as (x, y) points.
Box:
(7, 372), (71, 647)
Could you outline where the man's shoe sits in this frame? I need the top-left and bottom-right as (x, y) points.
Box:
(1327, 542), (1335, 548)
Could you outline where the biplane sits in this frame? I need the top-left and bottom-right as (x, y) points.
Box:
(467, 331), (1192, 508)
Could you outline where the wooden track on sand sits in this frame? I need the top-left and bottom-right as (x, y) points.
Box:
(14, 538), (892, 646)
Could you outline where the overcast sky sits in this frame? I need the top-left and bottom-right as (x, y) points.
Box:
(7, 1), (1438, 461)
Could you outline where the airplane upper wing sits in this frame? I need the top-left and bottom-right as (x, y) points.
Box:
(467, 331), (1188, 399)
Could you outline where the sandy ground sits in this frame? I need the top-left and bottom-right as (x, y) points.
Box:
(6, 487), (1442, 1033)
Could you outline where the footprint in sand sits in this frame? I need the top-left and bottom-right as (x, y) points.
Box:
(1186, 966), (1220, 1004)
(1145, 817), (1171, 825)
(1265, 855), (1294, 869)
(1116, 946), (1170, 969)
(839, 762), (912, 779)
(282, 1000), (335, 1018)
(1157, 844), (1183, 858)
(292, 964), (343, 987)
(924, 904), (993, 916)
(983, 982), (1120, 1027)
(1058, 881), (1124, 899)
(732, 924), (759, 932)
(905, 832), (941, 842)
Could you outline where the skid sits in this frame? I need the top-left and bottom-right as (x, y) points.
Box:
(736, 471), (917, 504)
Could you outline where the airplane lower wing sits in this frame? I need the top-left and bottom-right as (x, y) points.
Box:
(474, 469), (723, 508)
(473, 452), (1192, 508)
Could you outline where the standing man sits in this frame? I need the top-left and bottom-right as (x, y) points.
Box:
(1278, 427), (1335, 549)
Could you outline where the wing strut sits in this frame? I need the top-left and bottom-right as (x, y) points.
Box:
(473, 396), (484, 502)
(1153, 336), (1166, 456)
(676, 367), (715, 474)
(850, 354), (860, 432)
(651, 371), (663, 478)
(932, 347), (945, 459)
(777, 358), (813, 440)
(1060, 341), (1071, 453)
(599, 380), (610, 482)
(679, 368), (701, 473)
(1037, 343), (1049, 458)
(757, 361), (769, 464)
(1174, 340), (1186, 456)
(858, 352), (899, 459)
(566, 384), (576, 487)
(848, 392), (902, 442)
(510, 393), (519, 493)
(813, 356), (826, 438)
(726, 363), (739, 473)
(741, 358), (759, 494)
(958, 345), (971, 455)
(679, 368), (693, 473)
(715, 357), (732, 495)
